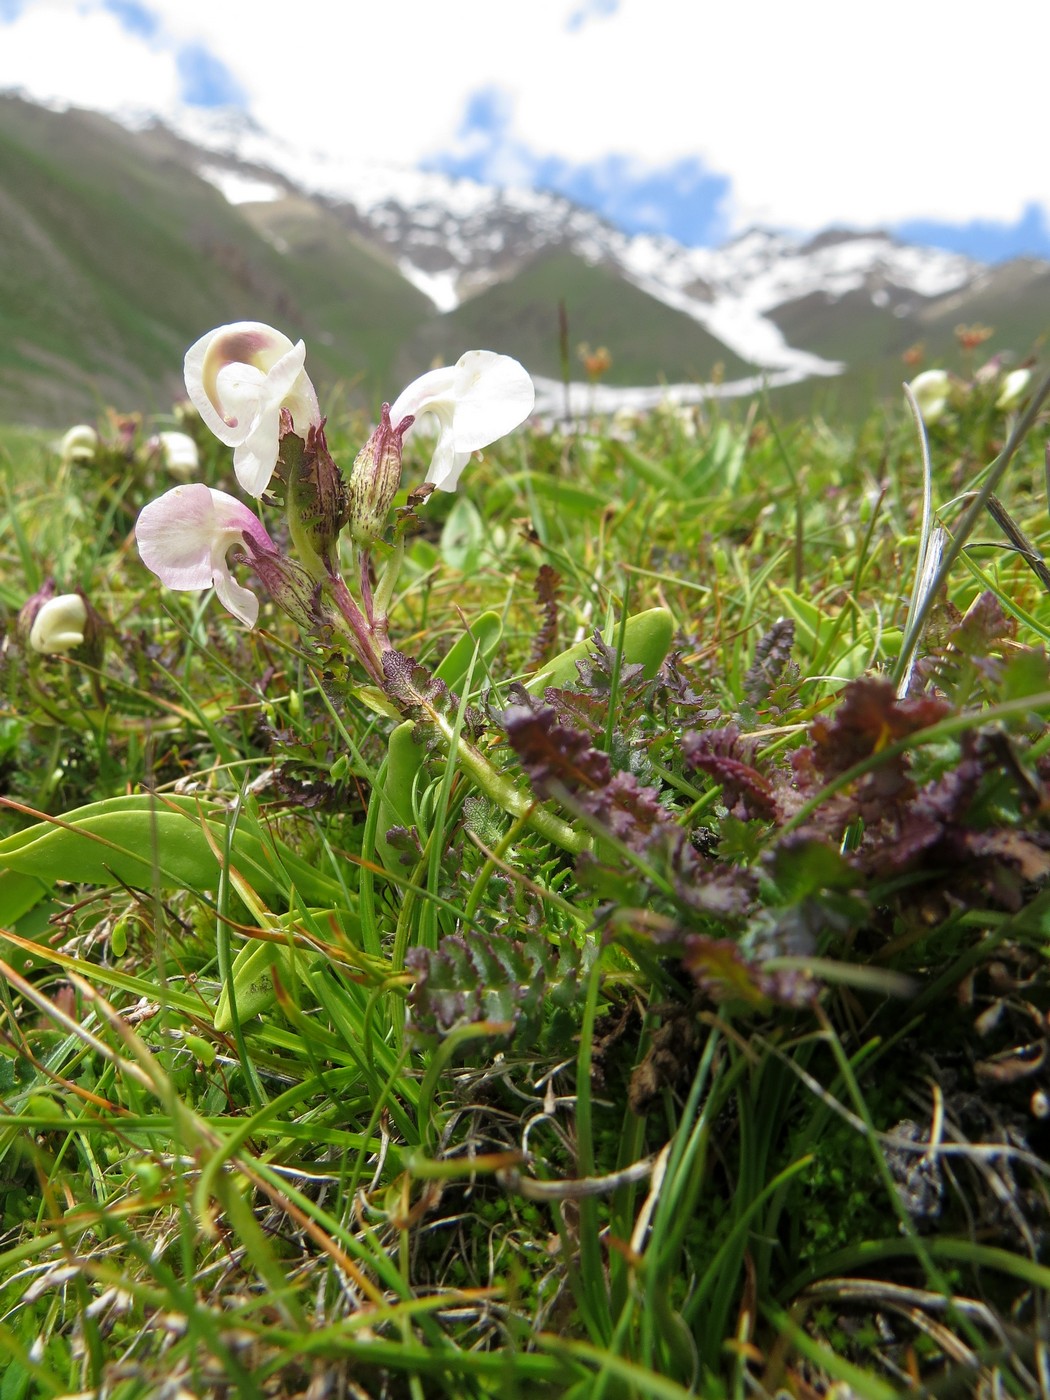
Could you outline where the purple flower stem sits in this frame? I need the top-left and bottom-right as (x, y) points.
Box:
(326, 573), (386, 685)
(358, 546), (375, 625)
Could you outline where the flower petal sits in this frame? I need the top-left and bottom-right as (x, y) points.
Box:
(148, 431), (199, 478)
(448, 351), (535, 452)
(57, 424), (99, 465)
(388, 366), (457, 426)
(185, 322), (295, 442)
(265, 340), (320, 435)
(212, 564), (259, 628)
(234, 419), (284, 498)
(136, 484), (273, 626)
(908, 369), (950, 424)
(388, 352), (534, 492)
(137, 484), (223, 588)
(431, 448), (473, 493)
(184, 323), (321, 495)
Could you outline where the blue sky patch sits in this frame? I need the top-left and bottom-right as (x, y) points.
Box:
(542, 154), (731, 245)
(433, 140), (731, 247)
(433, 86), (732, 247)
(176, 44), (246, 108)
(566, 0), (619, 32)
(102, 0), (158, 40)
(0, 0), (24, 21)
(894, 203), (1050, 264)
(460, 86), (513, 139)
(437, 85), (1047, 259)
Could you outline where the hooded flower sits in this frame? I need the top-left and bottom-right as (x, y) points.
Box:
(184, 322), (321, 497)
(388, 350), (534, 492)
(135, 483), (278, 627)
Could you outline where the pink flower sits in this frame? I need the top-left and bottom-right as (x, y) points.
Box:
(184, 322), (321, 496)
(388, 350), (534, 491)
(135, 484), (277, 627)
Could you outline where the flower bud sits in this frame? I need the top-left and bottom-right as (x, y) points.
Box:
(241, 535), (326, 632)
(27, 593), (88, 654)
(57, 425), (98, 465)
(347, 405), (413, 547)
(996, 367), (1031, 411)
(276, 419), (348, 577)
(147, 430), (199, 478)
(908, 369), (950, 424)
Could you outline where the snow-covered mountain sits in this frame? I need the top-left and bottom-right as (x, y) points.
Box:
(3, 90), (1044, 427)
(167, 104), (984, 385)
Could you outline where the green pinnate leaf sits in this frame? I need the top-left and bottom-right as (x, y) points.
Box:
(406, 926), (589, 1049)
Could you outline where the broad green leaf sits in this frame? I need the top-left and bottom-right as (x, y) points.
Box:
(0, 796), (338, 903)
(214, 937), (323, 1031)
(375, 720), (423, 871)
(440, 495), (487, 572)
(0, 869), (48, 927)
(434, 610), (503, 692)
(526, 606), (674, 691)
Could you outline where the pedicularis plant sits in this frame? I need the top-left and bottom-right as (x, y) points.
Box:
(4, 321), (1050, 1399)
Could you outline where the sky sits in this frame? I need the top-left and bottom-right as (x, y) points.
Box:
(1, 0), (1049, 262)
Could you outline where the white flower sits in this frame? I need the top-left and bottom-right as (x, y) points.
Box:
(135, 484), (277, 628)
(57, 425), (98, 465)
(29, 594), (87, 654)
(388, 350), (535, 491)
(184, 322), (321, 497)
(147, 431), (199, 479)
(996, 367), (1031, 411)
(908, 369), (951, 424)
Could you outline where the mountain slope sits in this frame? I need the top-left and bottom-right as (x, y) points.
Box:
(3, 92), (1049, 429)
(393, 250), (758, 387)
(0, 95), (432, 424)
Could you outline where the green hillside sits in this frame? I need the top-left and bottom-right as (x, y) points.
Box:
(204, 190), (435, 406)
(6, 92), (1048, 432)
(769, 262), (1050, 414)
(0, 96), (431, 425)
(915, 260), (1050, 360)
(394, 251), (757, 387)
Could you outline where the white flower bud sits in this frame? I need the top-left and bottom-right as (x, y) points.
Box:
(57, 425), (98, 465)
(996, 368), (1031, 411)
(908, 369), (951, 424)
(28, 593), (88, 654)
(149, 430), (199, 478)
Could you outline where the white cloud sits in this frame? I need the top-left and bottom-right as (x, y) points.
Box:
(0, 0), (182, 112)
(1, 0), (1048, 234)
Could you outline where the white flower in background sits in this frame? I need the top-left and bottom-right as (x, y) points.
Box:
(184, 322), (321, 497)
(907, 369), (951, 424)
(136, 483), (278, 628)
(29, 593), (87, 654)
(147, 431), (199, 478)
(57, 425), (99, 465)
(388, 350), (535, 492)
(996, 367), (1031, 411)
